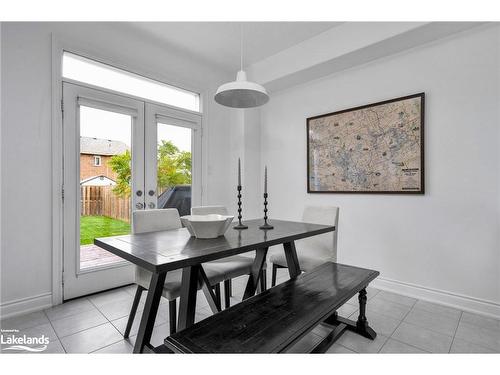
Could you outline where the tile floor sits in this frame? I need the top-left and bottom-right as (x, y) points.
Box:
(1, 267), (499, 354)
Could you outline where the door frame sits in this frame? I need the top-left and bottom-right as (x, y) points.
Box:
(51, 35), (207, 305)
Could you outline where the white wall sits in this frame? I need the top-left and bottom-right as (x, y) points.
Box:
(261, 26), (500, 316)
(0, 22), (234, 315)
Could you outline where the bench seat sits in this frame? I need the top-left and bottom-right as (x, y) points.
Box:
(164, 262), (379, 353)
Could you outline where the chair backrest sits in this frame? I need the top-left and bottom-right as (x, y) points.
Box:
(296, 206), (339, 261)
(191, 205), (228, 216)
(132, 208), (182, 234)
(132, 209), (182, 285)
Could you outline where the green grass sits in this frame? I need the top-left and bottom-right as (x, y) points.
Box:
(80, 215), (130, 245)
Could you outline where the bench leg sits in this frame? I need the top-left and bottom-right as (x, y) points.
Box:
(354, 288), (376, 339)
(169, 299), (177, 335)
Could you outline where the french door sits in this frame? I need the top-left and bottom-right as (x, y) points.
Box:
(62, 82), (201, 299)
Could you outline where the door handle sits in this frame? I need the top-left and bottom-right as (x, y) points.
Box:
(135, 202), (144, 209)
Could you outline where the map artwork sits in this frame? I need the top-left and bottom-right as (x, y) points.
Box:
(307, 93), (424, 194)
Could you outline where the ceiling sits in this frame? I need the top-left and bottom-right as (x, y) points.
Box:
(126, 22), (342, 72)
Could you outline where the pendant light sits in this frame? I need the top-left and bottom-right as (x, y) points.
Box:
(214, 25), (269, 108)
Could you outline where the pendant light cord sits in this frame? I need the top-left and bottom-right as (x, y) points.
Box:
(240, 23), (243, 71)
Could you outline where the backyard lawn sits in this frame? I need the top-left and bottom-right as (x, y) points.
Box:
(80, 215), (130, 245)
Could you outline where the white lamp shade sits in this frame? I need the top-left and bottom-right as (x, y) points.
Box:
(214, 70), (269, 108)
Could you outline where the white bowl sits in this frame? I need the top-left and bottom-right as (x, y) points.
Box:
(180, 214), (234, 239)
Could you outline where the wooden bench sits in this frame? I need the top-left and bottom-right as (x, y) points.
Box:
(163, 262), (379, 353)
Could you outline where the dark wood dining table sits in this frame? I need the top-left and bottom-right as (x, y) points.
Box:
(94, 219), (335, 353)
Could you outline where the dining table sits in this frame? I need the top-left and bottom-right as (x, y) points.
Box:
(94, 218), (335, 353)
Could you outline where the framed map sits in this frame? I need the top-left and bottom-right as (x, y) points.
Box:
(307, 93), (424, 194)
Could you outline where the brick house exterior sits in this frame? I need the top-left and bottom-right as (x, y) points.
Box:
(80, 137), (129, 184)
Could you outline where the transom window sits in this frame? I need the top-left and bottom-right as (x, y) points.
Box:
(62, 52), (200, 112)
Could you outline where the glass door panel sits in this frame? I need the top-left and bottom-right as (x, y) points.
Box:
(145, 103), (202, 215)
(156, 123), (192, 216)
(79, 106), (132, 270)
(63, 82), (143, 299)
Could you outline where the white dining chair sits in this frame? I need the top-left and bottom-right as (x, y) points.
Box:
(269, 206), (339, 286)
(124, 208), (227, 338)
(191, 205), (267, 308)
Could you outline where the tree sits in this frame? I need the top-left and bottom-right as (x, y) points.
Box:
(108, 150), (132, 197)
(109, 141), (191, 198)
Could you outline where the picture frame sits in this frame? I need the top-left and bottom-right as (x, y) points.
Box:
(307, 93), (425, 194)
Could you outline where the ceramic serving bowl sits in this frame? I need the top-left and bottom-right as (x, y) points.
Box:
(180, 214), (234, 239)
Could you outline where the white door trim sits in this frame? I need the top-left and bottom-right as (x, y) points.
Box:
(51, 34), (208, 304)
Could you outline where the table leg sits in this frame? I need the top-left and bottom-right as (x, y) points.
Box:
(133, 272), (166, 354)
(199, 266), (222, 314)
(283, 241), (301, 278)
(177, 265), (200, 331)
(243, 247), (269, 300)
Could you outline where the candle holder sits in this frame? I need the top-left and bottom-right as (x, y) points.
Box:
(233, 185), (248, 230)
(259, 192), (274, 230)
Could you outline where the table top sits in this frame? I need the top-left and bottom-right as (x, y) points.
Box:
(94, 219), (335, 273)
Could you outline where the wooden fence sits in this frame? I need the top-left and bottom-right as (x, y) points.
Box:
(81, 186), (131, 223)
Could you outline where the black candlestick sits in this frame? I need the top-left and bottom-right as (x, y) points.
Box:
(259, 192), (274, 230)
(233, 185), (248, 230)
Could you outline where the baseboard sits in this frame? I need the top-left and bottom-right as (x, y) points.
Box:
(0, 293), (53, 319)
(371, 277), (500, 320)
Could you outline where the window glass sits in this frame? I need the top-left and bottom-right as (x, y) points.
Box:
(63, 52), (200, 112)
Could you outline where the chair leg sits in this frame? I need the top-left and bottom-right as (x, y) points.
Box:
(124, 285), (144, 338)
(260, 269), (267, 292)
(271, 264), (278, 287)
(223, 279), (231, 309)
(214, 283), (221, 308)
(169, 299), (177, 335)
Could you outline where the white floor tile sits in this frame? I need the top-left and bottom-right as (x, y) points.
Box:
(111, 309), (167, 337)
(404, 307), (460, 336)
(45, 298), (96, 321)
(335, 331), (388, 353)
(92, 340), (134, 354)
(60, 323), (123, 353)
(1, 311), (50, 330)
(366, 297), (413, 320)
(392, 322), (453, 353)
(412, 300), (462, 320)
(460, 312), (500, 331)
(379, 338), (427, 353)
(373, 291), (417, 307)
(51, 309), (108, 338)
(95, 298), (145, 321)
(450, 338), (497, 353)
(89, 289), (134, 308)
(326, 344), (356, 353)
(454, 321), (500, 352)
